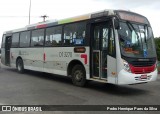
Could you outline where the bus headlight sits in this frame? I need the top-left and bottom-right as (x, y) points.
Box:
(123, 59), (131, 73)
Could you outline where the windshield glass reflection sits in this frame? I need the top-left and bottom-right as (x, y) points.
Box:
(118, 22), (156, 58)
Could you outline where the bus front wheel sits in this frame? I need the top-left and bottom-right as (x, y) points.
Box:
(16, 59), (24, 73)
(71, 65), (86, 87)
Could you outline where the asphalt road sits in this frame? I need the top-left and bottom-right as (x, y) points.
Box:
(0, 63), (160, 114)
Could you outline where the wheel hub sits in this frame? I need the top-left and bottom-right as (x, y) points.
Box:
(75, 70), (83, 81)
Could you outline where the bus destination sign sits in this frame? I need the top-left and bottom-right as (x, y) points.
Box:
(118, 11), (148, 24)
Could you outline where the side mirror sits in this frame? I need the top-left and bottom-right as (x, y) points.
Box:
(114, 19), (120, 29)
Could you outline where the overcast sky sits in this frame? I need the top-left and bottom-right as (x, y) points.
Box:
(0, 0), (160, 46)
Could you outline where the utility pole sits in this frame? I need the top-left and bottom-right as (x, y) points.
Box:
(41, 15), (48, 22)
(29, 0), (31, 24)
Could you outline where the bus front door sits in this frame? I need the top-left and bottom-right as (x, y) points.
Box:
(5, 36), (12, 66)
(92, 22), (109, 79)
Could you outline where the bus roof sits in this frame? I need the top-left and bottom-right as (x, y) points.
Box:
(3, 9), (148, 34)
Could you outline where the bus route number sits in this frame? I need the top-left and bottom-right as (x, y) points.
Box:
(59, 52), (72, 57)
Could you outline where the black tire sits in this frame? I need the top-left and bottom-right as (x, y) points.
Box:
(16, 59), (24, 73)
(71, 65), (86, 87)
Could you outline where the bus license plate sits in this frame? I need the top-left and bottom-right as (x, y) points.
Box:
(140, 75), (147, 79)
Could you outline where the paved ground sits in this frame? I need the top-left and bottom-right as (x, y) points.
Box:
(0, 63), (160, 114)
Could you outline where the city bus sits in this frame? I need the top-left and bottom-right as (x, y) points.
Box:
(1, 9), (158, 86)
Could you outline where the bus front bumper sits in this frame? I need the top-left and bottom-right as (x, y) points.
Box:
(117, 69), (158, 85)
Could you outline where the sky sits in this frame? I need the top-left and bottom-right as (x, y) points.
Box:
(0, 0), (160, 46)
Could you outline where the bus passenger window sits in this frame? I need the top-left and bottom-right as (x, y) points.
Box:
(11, 33), (19, 48)
(63, 22), (86, 46)
(12, 33), (19, 48)
(45, 26), (62, 46)
(31, 29), (44, 47)
(20, 31), (30, 47)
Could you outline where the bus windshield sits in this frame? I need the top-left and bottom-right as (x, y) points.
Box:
(118, 21), (156, 58)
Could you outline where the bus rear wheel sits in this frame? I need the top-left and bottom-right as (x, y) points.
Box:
(16, 59), (24, 73)
(71, 65), (86, 87)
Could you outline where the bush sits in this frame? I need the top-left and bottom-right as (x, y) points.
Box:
(158, 61), (160, 74)
(157, 51), (160, 61)
(154, 38), (160, 61)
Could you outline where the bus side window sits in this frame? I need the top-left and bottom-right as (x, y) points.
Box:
(63, 21), (86, 46)
(45, 26), (62, 46)
(11, 33), (20, 48)
(20, 31), (30, 47)
(31, 29), (44, 47)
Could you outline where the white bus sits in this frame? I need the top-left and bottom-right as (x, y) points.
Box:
(1, 10), (158, 86)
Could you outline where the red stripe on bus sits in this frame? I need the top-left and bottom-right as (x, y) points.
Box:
(81, 54), (87, 64)
(43, 53), (46, 62)
(36, 24), (47, 29)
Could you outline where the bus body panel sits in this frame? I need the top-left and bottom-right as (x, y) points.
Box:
(1, 35), (5, 65)
(10, 48), (19, 68)
(44, 47), (90, 78)
(11, 48), (44, 72)
(107, 55), (117, 84)
(43, 47), (68, 75)
(10, 47), (90, 79)
(1, 48), (5, 65)
(44, 47), (71, 76)
(26, 48), (44, 72)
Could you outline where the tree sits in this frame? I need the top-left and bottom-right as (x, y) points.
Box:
(154, 37), (160, 61)
(154, 37), (160, 73)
